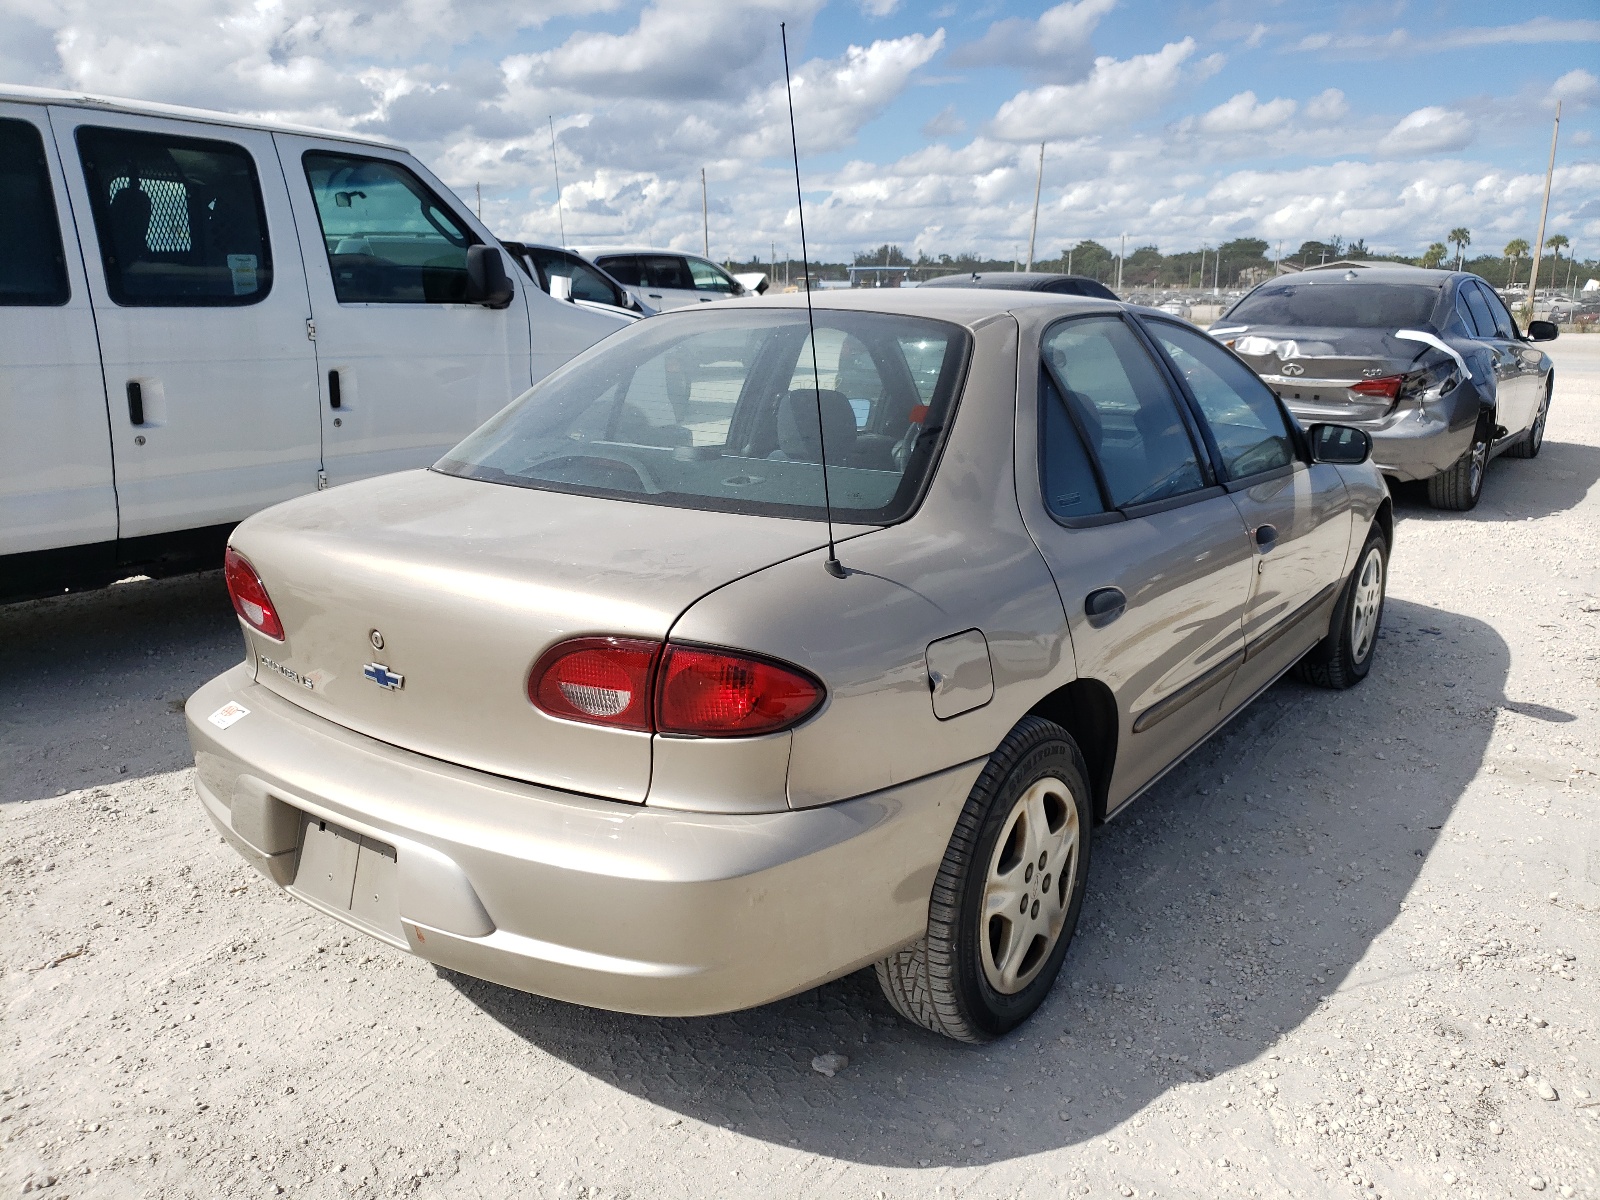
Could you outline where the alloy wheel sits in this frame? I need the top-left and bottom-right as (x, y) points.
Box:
(979, 776), (1080, 995)
(1468, 436), (1489, 498)
(1349, 545), (1385, 664)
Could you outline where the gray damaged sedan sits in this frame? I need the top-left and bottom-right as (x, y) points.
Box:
(188, 289), (1392, 1041)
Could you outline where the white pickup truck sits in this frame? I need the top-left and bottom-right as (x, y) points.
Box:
(1, 85), (628, 602)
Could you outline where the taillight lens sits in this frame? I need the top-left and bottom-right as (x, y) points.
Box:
(528, 638), (824, 736)
(656, 645), (823, 737)
(223, 548), (284, 641)
(529, 637), (657, 731)
(1349, 375), (1403, 400)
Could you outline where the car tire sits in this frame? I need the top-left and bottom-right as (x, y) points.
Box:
(1426, 425), (1490, 510)
(875, 716), (1092, 1043)
(1504, 381), (1551, 460)
(1296, 526), (1388, 690)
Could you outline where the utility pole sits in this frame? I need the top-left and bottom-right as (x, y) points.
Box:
(1025, 141), (1044, 272)
(701, 168), (710, 258)
(1067, 245), (1073, 275)
(1525, 101), (1561, 321)
(1117, 232), (1125, 293)
(548, 117), (566, 248)
(475, 181), (482, 220)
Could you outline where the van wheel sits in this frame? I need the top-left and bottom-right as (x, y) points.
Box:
(1296, 527), (1387, 690)
(1427, 427), (1489, 510)
(1504, 382), (1551, 459)
(875, 716), (1091, 1042)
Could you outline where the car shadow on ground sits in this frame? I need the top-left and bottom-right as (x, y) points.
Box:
(1390, 438), (1599, 522)
(450, 596), (1508, 1166)
(0, 571), (240, 805)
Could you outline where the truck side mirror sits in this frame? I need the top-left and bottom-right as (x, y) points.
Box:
(1308, 423), (1372, 465)
(465, 246), (514, 309)
(548, 274), (573, 302)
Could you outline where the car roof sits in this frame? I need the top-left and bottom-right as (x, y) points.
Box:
(711, 286), (1124, 330)
(577, 246), (714, 260)
(1290, 264), (1458, 284)
(919, 271), (1105, 291)
(0, 83), (406, 150)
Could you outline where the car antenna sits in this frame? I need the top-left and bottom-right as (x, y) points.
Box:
(781, 22), (846, 579)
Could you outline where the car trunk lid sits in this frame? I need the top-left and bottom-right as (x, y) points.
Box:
(231, 469), (839, 802)
(1220, 325), (1436, 422)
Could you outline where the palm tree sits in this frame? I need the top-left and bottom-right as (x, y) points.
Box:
(1503, 238), (1529, 290)
(1545, 234), (1570, 299)
(1448, 227), (1471, 270)
(1421, 242), (1448, 269)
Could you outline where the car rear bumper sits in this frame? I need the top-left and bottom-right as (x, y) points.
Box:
(1286, 395), (1479, 483)
(186, 665), (975, 1017)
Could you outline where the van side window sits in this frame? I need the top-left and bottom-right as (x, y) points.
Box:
(1041, 315), (1206, 509)
(0, 119), (70, 306)
(303, 152), (477, 303)
(76, 126), (272, 306)
(599, 256), (643, 286)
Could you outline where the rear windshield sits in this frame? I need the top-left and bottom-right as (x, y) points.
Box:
(435, 309), (969, 523)
(1226, 280), (1442, 329)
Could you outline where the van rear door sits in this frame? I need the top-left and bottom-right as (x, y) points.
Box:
(48, 106), (322, 540)
(0, 103), (117, 569)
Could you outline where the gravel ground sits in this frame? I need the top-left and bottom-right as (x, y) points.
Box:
(4, 339), (1597, 1200)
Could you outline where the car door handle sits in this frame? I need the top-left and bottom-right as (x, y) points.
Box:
(1254, 524), (1278, 552)
(647, 293), (663, 299)
(327, 369), (341, 409)
(1084, 587), (1126, 628)
(126, 381), (145, 426)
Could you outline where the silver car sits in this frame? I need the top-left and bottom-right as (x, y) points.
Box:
(187, 289), (1391, 1041)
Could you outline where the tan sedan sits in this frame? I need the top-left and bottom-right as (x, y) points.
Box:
(187, 289), (1391, 1041)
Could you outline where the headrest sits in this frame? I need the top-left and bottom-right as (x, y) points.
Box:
(777, 388), (858, 462)
(109, 184), (153, 258)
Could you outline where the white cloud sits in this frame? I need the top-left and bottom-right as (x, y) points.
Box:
(1304, 88), (1348, 123)
(1376, 107), (1475, 158)
(1196, 91), (1296, 134)
(1293, 16), (1600, 57)
(949, 0), (1116, 79)
(920, 103), (966, 138)
(857, 0), (900, 16)
(990, 38), (1195, 140)
(1243, 23), (1266, 49)
(1548, 68), (1599, 110)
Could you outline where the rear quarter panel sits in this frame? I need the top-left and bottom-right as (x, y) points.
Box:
(664, 315), (1078, 809)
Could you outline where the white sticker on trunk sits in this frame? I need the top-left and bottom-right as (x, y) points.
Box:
(208, 702), (250, 730)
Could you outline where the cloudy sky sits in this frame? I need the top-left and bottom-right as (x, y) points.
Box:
(4, 0), (1597, 262)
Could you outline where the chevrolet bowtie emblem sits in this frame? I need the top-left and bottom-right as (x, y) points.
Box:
(363, 663), (404, 690)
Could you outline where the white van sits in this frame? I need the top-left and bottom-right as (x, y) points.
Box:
(1, 85), (628, 601)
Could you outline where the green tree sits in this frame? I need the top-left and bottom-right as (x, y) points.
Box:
(1503, 238), (1529, 289)
(1448, 227), (1471, 270)
(1421, 242), (1448, 269)
(853, 244), (909, 267)
(1060, 240), (1114, 281)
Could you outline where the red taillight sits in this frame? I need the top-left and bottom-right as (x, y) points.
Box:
(1349, 375), (1403, 400)
(223, 548), (284, 640)
(529, 637), (657, 731)
(656, 645), (823, 737)
(528, 638), (824, 737)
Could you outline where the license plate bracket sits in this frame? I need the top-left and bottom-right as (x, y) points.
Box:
(289, 814), (403, 946)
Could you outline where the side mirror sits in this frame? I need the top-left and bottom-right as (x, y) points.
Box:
(547, 274), (573, 302)
(464, 245), (514, 309)
(1526, 319), (1559, 342)
(1308, 423), (1372, 465)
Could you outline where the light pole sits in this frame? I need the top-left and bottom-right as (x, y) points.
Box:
(1025, 141), (1044, 272)
(1525, 100), (1561, 320)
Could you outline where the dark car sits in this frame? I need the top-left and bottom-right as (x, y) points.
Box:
(500, 242), (651, 317)
(919, 271), (1119, 301)
(1213, 264), (1557, 510)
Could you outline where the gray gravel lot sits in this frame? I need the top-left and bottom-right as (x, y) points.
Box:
(4, 339), (1598, 1200)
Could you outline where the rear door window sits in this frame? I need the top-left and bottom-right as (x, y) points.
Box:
(1041, 315), (1207, 509)
(597, 255), (643, 286)
(1144, 319), (1295, 480)
(76, 125), (272, 306)
(1039, 368), (1108, 519)
(303, 151), (476, 303)
(642, 256), (692, 290)
(0, 117), (70, 306)
(1460, 284), (1499, 340)
(1472, 281), (1517, 339)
